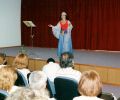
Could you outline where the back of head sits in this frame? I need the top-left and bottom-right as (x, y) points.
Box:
(13, 53), (28, 69)
(78, 70), (102, 96)
(0, 66), (17, 91)
(29, 71), (47, 90)
(6, 87), (40, 100)
(60, 52), (74, 68)
(0, 53), (6, 65)
(47, 58), (55, 63)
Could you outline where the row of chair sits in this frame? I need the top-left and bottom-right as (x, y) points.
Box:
(48, 77), (118, 100)
(0, 71), (119, 100)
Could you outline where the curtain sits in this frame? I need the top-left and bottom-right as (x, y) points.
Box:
(21, 0), (120, 51)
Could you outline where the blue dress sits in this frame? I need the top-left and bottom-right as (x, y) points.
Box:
(52, 20), (73, 57)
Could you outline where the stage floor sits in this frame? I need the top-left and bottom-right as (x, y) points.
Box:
(0, 46), (120, 98)
(1, 46), (120, 68)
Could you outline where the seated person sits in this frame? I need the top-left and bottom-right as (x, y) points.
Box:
(13, 53), (30, 80)
(56, 52), (81, 83)
(0, 66), (19, 94)
(29, 71), (55, 100)
(0, 53), (7, 68)
(42, 58), (60, 82)
(42, 58), (60, 95)
(73, 70), (103, 100)
(6, 87), (48, 100)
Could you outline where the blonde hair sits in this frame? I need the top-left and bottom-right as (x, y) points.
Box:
(78, 70), (102, 96)
(6, 87), (48, 100)
(0, 66), (17, 91)
(13, 53), (28, 69)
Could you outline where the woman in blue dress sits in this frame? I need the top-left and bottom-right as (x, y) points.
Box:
(49, 12), (73, 57)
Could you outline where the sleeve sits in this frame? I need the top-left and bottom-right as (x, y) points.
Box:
(68, 20), (73, 30)
(52, 22), (61, 39)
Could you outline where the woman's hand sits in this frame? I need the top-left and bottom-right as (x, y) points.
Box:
(48, 24), (53, 28)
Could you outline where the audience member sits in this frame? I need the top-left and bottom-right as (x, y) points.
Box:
(42, 58), (60, 82)
(29, 71), (55, 100)
(6, 87), (48, 100)
(0, 53), (7, 66)
(0, 66), (19, 94)
(56, 52), (81, 82)
(42, 58), (60, 95)
(13, 53), (30, 80)
(73, 70), (103, 100)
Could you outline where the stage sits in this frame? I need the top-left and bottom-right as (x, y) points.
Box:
(0, 46), (120, 98)
(1, 46), (120, 68)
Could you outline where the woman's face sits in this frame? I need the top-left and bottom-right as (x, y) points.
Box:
(61, 12), (66, 20)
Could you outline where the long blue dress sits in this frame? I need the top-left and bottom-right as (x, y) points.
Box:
(52, 20), (73, 57)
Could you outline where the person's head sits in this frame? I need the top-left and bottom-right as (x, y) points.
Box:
(47, 58), (55, 63)
(61, 11), (69, 20)
(0, 66), (17, 91)
(13, 53), (29, 69)
(78, 70), (102, 96)
(60, 52), (74, 68)
(29, 71), (47, 90)
(0, 53), (6, 65)
(6, 87), (45, 100)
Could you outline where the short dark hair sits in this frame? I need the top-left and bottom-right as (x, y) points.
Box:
(47, 58), (55, 63)
(60, 52), (74, 68)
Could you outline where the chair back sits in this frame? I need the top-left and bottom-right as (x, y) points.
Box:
(0, 90), (9, 100)
(54, 77), (79, 100)
(15, 70), (29, 87)
(98, 92), (114, 100)
(46, 78), (55, 98)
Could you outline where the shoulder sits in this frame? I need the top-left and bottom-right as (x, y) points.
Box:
(49, 98), (56, 100)
(67, 20), (71, 23)
(18, 68), (30, 74)
(22, 68), (30, 73)
(73, 96), (82, 100)
(9, 86), (20, 94)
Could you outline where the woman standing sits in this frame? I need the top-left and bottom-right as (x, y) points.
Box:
(49, 12), (73, 57)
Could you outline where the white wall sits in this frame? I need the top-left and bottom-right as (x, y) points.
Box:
(0, 0), (21, 47)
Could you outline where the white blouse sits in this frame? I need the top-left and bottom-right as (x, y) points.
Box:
(17, 68), (30, 80)
(56, 67), (81, 83)
(73, 96), (104, 100)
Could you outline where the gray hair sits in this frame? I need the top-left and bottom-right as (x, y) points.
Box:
(29, 71), (47, 90)
(6, 87), (36, 100)
(60, 52), (74, 68)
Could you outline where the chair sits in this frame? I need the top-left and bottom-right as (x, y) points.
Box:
(0, 90), (9, 100)
(46, 78), (55, 98)
(15, 70), (29, 87)
(98, 92), (114, 100)
(54, 77), (79, 100)
(27, 72), (31, 84)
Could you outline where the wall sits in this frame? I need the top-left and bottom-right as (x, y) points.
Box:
(22, 0), (120, 51)
(0, 0), (21, 47)
(6, 56), (120, 85)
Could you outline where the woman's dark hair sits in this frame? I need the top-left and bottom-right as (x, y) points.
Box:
(47, 58), (55, 63)
(59, 12), (69, 20)
(60, 52), (74, 68)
